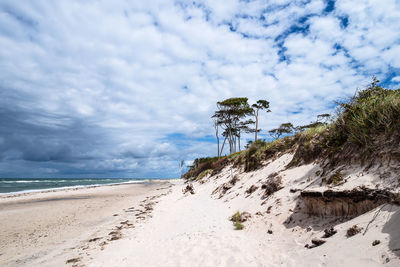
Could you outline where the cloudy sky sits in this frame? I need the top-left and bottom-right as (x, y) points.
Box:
(0, 0), (399, 178)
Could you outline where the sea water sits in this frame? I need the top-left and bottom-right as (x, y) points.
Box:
(0, 178), (148, 194)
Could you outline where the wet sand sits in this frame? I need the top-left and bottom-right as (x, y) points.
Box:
(0, 181), (173, 266)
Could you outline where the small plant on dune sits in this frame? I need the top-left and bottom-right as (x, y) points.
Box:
(230, 211), (246, 230)
(231, 211), (241, 222)
(234, 221), (244, 230)
(261, 175), (283, 198)
(196, 169), (213, 181)
(326, 170), (344, 185)
(346, 225), (363, 237)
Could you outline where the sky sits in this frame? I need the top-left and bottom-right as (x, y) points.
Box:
(0, 0), (400, 178)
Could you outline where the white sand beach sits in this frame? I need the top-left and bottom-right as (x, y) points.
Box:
(1, 154), (399, 267)
(0, 181), (172, 266)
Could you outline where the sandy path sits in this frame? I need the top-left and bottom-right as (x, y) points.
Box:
(0, 181), (172, 266)
(87, 181), (276, 267)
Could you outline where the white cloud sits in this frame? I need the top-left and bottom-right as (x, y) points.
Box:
(0, 0), (399, 177)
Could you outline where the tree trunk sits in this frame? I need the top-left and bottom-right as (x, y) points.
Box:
(220, 136), (227, 156)
(255, 109), (259, 141)
(214, 124), (220, 158)
(238, 132), (241, 151)
(217, 135), (220, 158)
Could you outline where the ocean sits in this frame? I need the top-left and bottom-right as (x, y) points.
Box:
(0, 178), (149, 194)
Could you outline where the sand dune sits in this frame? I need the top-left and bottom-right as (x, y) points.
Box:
(88, 153), (400, 267)
(1, 153), (399, 266)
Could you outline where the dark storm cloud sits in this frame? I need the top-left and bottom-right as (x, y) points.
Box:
(0, 106), (102, 163)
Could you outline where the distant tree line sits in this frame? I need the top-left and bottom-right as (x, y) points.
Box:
(268, 113), (331, 139)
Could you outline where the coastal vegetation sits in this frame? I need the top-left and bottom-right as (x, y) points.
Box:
(212, 97), (270, 156)
(230, 211), (252, 230)
(184, 78), (400, 180)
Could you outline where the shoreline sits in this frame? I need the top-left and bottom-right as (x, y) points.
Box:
(0, 178), (179, 198)
(0, 180), (177, 266)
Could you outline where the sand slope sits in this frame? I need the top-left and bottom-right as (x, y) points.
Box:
(88, 153), (400, 267)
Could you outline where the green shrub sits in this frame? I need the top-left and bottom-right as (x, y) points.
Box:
(183, 156), (220, 180)
(289, 79), (400, 167)
(230, 211), (241, 222)
(196, 169), (213, 181)
(334, 82), (400, 149)
(230, 211), (244, 230)
(234, 221), (244, 230)
(326, 170), (344, 185)
(240, 137), (295, 172)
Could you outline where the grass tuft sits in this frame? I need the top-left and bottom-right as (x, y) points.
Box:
(234, 221), (244, 230)
(196, 169), (213, 181)
(230, 211), (245, 230)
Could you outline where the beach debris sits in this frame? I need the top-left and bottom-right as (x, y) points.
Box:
(66, 257), (81, 264)
(266, 206), (272, 214)
(261, 176), (283, 199)
(268, 230), (273, 234)
(109, 231), (119, 235)
(322, 227), (337, 238)
(213, 175), (240, 198)
(240, 211), (252, 222)
(246, 185), (258, 195)
(305, 239), (326, 249)
(183, 184), (195, 195)
(109, 235), (121, 241)
(230, 211), (251, 223)
(312, 239), (326, 246)
(346, 225), (363, 237)
(99, 241), (108, 251)
(88, 237), (101, 242)
(222, 183), (233, 191)
(143, 203), (154, 211)
(372, 240), (381, 246)
(108, 231), (122, 241)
